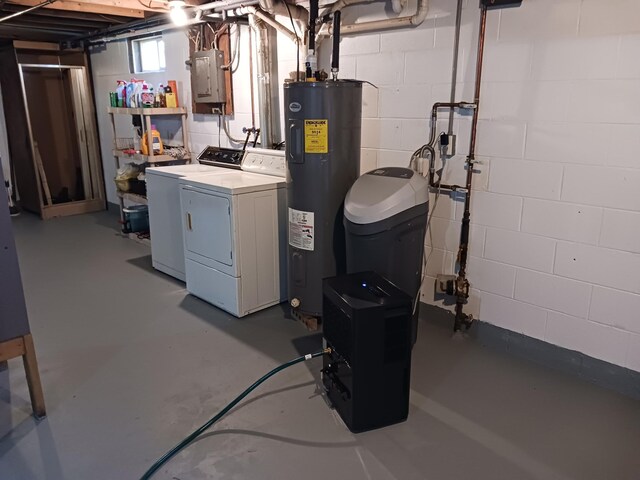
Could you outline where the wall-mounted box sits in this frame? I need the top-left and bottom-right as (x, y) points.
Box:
(480, 0), (522, 8)
(190, 49), (226, 104)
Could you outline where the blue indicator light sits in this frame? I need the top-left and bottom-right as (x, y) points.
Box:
(362, 283), (367, 287)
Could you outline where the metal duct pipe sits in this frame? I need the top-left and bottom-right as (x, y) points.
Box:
(328, 0), (428, 35)
(232, 6), (298, 43)
(248, 14), (281, 148)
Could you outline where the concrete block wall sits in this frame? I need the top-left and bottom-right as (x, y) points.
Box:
(317, 0), (639, 371)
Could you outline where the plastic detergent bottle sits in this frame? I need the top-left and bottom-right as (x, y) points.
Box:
(141, 125), (164, 155)
(156, 84), (166, 108)
(116, 80), (127, 107)
(126, 81), (136, 107)
(132, 126), (141, 152)
(141, 84), (154, 108)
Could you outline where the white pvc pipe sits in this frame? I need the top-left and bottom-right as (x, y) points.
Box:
(329, 0), (429, 35)
(391, 0), (406, 14)
(329, 0), (375, 15)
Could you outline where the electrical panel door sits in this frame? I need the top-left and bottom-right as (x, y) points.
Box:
(190, 50), (226, 104)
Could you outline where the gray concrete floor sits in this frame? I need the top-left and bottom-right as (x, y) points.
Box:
(1, 211), (639, 480)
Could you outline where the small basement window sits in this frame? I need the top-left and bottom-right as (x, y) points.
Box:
(129, 35), (166, 73)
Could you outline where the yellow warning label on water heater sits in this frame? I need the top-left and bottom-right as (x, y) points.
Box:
(304, 119), (328, 153)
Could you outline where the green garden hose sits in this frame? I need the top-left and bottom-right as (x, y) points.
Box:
(140, 348), (330, 479)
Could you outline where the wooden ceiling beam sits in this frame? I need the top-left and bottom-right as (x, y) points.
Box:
(5, 18), (102, 31)
(0, 24), (78, 38)
(69, 0), (169, 13)
(1, 13), (112, 28)
(1, 5), (124, 23)
(5, 0), (151, 18)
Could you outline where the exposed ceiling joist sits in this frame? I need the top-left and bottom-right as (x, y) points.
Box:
(4, 14), (112, 28)
(0, 23), (79, 38)
(5, 0), (152, 18)
(1, 4), (128, 22)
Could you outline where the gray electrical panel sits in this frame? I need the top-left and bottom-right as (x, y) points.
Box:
(190, 49), (226, 104)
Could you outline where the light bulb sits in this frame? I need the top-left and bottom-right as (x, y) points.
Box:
(169, 1), (188, 26)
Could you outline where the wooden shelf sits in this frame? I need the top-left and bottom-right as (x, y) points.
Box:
(112, 150), (190, 163)
(108, 107), (187, 115)
(117, 191), (147, 205)
(109, 103), (189, 243)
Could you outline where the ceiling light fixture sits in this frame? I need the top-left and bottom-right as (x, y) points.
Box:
(168, 0), (188, 26)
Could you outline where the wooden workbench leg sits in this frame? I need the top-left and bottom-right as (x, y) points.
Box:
(22, 334), (46, 418)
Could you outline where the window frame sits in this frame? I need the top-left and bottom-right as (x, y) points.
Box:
(128, 34), (166, 74)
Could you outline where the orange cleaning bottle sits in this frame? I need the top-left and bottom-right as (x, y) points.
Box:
(141, 124), (164, 155)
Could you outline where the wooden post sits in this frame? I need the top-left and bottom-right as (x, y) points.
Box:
(33, 142), (52, 206)
(0, 334), (46, 418)
(1, 160), (46, 419)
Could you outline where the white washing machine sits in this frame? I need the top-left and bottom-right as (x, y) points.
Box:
(147, 163), (235, 281)
(179, 149), (287, 317)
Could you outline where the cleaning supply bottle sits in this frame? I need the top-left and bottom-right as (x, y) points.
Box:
(165, 83), (177, 108)
(116, 80), (127, 107)
(126, 81), (136, 107)
(141, 84), (154, 108)
(141, 124), (164, 155)
(156, 84), (166, 108)
(132, 79), (144, 107)
(168, 80), (179, 107)
(132, 126), (142, 152)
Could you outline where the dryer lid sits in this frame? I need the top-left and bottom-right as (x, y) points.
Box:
(180, 170), (286, 195)
(146, 163), (224, 179)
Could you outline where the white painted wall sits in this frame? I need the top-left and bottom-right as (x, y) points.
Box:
(90, 26), (297, 205)
(90, 0), (640, 371)
(317, 0), (640, 371)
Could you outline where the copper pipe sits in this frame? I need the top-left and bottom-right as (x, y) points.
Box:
(426, 102), (476, 192)
(448, 0), (464, 135)
(453, 3), (488, 331)
(467, 6), (488, 169)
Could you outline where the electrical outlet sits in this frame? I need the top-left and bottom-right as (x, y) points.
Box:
(441, 134), (456, 157)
